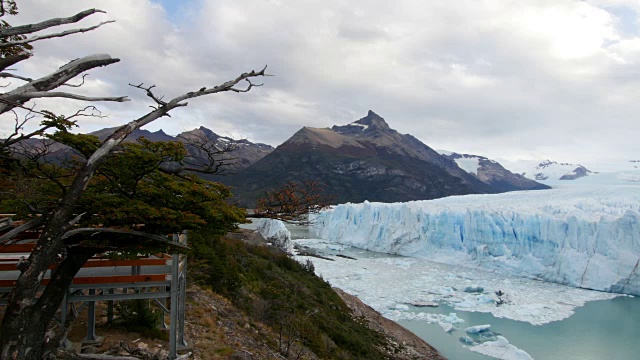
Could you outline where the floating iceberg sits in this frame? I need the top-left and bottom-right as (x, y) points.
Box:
(439, 322), (457, 333)
(465, 324), (491, 334)
(312, 186), (640, 295)
(459, 336), (475, 345)
(469, 336), (533, 360)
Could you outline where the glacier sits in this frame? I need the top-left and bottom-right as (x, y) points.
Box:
(256, 219), (294, 253)
(312, 185), (640, 295)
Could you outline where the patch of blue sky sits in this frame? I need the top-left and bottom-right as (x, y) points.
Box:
(604, 5), (639, 37)
(151, 0), (198, 23)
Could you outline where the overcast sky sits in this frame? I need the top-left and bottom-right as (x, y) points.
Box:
(3, 0), (640, 170)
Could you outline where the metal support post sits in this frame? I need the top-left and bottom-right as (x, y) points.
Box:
(107, 288), (114, 324)
(177, 231), (188, 348)
(169, 234), (179, 359)
(83, 289), (97, 342)
(177, 272), (187, 348)
(59, 293), (72, 349)
(160, 296), (168, 329)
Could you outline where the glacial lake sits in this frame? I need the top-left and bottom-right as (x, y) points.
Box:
(398, 296), (640, 360)
(270, 222), (640, 360)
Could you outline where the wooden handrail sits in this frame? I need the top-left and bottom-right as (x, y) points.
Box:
(0, 274), (167, 288)
(0, 258), (169, 271)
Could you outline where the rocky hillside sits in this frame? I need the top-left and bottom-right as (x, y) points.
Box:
(224, 111), (545, 206)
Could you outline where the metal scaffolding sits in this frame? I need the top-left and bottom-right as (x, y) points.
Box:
(0, 217), (188, 359)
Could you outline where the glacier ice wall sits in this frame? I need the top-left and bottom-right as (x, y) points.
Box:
(312, 186), (640, 295)
(256, 219), (293, 253)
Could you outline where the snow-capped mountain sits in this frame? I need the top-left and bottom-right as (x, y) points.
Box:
(499, 159), (594, 181)
(438, 151), (549, 192)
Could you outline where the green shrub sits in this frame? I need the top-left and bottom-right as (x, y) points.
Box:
(113, 299), (166, 340)
(189, 229), (389, 359)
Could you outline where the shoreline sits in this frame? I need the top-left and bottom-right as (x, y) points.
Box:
(333, 287), (447, 360)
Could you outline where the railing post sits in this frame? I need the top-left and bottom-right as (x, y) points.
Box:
(83, 289), (97, 342)
(107, 288), (114, 324)
(59, 292), (72, 349)
(169, 234), (179, 360)
(177, 231), (188, 348)
(160, 296), (168, 329)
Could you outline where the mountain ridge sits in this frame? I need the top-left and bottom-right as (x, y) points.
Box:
(498, 159), (594, 181)
(439, 151), (550, 191)
(223, 111), (547, 206)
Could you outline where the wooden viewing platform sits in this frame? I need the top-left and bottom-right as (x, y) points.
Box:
(0, 215), (188, 359)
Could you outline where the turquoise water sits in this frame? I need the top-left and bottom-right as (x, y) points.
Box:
(399, 296), (640, 360)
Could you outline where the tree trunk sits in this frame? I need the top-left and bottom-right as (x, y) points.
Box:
(0, 248), (95, 359)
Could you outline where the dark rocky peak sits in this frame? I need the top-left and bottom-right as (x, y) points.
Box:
(197, 126), (220, 139)
(559, 165), (593, 180)
(332, 110), (391, 136)
(131, 129), (176, 143)
(445, 151), (490, 161)
(356, 110), (390, 129)
(284, 126), (364, 149)
(537, 160), (556, 168)
(178, 126), (220, 141)
(89, 127), (175, 142)
(537, 159), (573, 168)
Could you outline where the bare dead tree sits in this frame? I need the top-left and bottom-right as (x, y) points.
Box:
(165, 132), (240, 175)
(0, 8), (269, 359)
(254, 180), (335, 225)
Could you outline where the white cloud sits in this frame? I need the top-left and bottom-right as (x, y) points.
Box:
(2, 0), (640, 168)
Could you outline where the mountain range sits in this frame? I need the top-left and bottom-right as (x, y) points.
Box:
(220, 111), (549, 206)
(13, 126), (274, 174)
(11, 110), (553, 206)
(90, 126), (274, 173)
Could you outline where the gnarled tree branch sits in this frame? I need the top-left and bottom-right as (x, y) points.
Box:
(0, 21), (115, 49)
(16, 91), (129, 103)
(0, 53), (31, 72)
(169, 65), (270, 106)
(93, 65), (269, 168)
(0, 216), (45, 244)
(0, 72), (32, 82)
(0, 54), (125, 114)
(0, 9), (106, 37)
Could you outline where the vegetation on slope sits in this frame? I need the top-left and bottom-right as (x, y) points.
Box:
(189, 230), (396, 359)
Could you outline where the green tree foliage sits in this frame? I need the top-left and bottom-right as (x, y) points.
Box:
(1, 132), (245, 251)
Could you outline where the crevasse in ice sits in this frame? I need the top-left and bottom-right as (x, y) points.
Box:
(312, 186), (640, 295)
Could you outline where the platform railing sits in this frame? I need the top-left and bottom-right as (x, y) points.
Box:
(0, 217), (188, 359)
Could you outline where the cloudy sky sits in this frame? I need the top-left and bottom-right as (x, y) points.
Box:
(3, 0), (640, 170)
